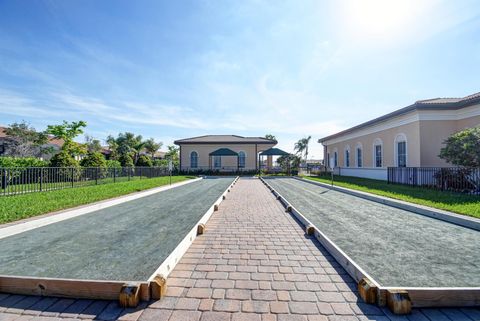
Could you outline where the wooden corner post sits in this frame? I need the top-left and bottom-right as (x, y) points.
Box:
(150, 275), (167, 300)
(387, 289), (411, 315)
(358, 277), (377, 304)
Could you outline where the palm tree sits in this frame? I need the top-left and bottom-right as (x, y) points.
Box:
(144, 138), (162, 158)
(294, 136), (312, 163)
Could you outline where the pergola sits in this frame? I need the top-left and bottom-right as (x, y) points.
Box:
(209, 148), (239, 171)
(259, 147), (290, 173)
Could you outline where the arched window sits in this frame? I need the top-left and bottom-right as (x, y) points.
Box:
(355, 143), (363, 168)
(394, 134), (407, 167)
(373, 138), (383, 168)
(238, 151), (246, 168)
(190, 151), (198, 168)
(344, 145), (350, 167)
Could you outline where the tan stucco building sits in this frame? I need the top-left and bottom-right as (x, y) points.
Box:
(319, 92), (480, 180)
(174, 135), (277, 171)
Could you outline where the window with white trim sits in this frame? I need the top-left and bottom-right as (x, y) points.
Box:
(345, 149), (350, 167)
(334, 152), (338, 167)
(374, 145), (382, 167)
(356, 147), (362, 167)
(397, 141), (407, 167)
(190, 151), (198, 168)
(238, 151), (246, 168)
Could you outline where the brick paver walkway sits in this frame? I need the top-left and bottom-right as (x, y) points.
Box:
(0, 177), (479, 321)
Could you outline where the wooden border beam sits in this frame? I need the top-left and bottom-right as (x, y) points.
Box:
(387, 289), (411, 314)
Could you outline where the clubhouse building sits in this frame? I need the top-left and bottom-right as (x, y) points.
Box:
(174, 135), (279, 171)
(319, 92), (480, 180)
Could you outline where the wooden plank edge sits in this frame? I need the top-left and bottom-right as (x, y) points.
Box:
(0, 275), (149, 302)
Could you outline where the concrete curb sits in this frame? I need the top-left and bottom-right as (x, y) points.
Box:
(296, 177), (480, 231)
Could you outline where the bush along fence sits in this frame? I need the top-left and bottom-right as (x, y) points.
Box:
(0, 166), (171, 196)
(388, 167), (480, 195)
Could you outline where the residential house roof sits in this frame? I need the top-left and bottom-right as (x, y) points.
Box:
(318, 91), (480, 143)
(174, 135), (277, 145)
(0, 126), (64, 147)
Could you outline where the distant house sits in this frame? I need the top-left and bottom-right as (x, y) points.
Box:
(174, 135), (277, 171)
(0, 126), (63, 160)
(318, 92), (480, 180)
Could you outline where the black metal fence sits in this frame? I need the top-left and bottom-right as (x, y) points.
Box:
(0, 166), (171, 196)
(388, 167), (480, 195)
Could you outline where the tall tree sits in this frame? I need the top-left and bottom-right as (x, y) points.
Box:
(46, 120), (87, 156)
(265, 134), (276, 141)
(4, 121), (49, 157)
(294, 135), (312, 163)
(116, 132), (144, 163)
(85, 135), (102, 153)
(144, 138), (162, 158)
(165, 145), (179, 168)
(439, 127), (480, 167)
(106, 135), (119, 160)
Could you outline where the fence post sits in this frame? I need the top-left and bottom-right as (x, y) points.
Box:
(114, 168), (116, 183)
(71, 167), (74, 188)
(40, 168), (43, 191)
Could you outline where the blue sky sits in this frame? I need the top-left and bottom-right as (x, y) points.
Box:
(0, 0), (479, 159)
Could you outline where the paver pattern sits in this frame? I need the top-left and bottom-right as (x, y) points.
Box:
(0, 177), (479, 320)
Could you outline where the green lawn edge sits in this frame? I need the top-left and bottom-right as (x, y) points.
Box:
(0, 175), (195, 224)
(302, 175), (480, 219)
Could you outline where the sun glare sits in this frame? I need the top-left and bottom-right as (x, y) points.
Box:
(340, 0), (433, 44)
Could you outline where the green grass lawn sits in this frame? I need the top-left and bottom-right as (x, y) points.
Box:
(0, 175), (194, 224)
(303, 174), (480, 219)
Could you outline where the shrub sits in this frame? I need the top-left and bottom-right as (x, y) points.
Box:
(80, 152), (106, 168)
(106, 160), (122, 168)
(153, 159), (168, 167)
(0, 156), (48, 168)
(136, 155), (153, 167)
(119, 153), (134, 167)
(49, 151), (79, 168)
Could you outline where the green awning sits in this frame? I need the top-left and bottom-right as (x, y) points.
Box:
(259, 147), (290, 156)
(209, 148), (238, 156)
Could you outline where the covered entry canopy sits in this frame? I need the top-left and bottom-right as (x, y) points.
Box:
(259, 147), (291, 173)
(209, 148), (239, 170)
(209, 148), (238, 156)
(259, 147), (290, 156)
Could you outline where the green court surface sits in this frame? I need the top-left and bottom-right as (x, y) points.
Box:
(264, 177), (480, 288)
(0, 177), (234, 281)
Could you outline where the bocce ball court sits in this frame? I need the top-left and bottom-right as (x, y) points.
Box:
(0, 176), (237, 307)
(261, 176), (480, 313)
